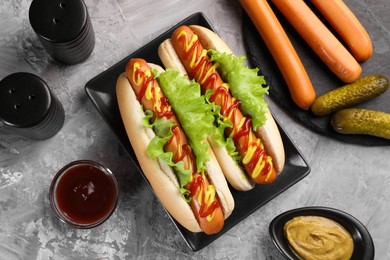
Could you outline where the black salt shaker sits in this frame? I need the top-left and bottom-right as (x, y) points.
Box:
(29, 0), (95, 65)
(0, 73), (65, 140)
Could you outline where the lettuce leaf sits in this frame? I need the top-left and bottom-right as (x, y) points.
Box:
(208, 50), (269, 131)
(142, 109), (154, 127)
(146, 116), (192, 188)
(205, 89), (242, 164)
(157, 69), (215, 172)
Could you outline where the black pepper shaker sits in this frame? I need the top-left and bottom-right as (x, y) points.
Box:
(29, 0), (95, 65)
(0, 72), (65, 140)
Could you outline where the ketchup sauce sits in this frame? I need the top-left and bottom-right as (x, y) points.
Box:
(50, 160), (118, 228)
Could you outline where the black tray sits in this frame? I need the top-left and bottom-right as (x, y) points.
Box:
(85, 12), (310, 251)
(243, 2), (390, 146)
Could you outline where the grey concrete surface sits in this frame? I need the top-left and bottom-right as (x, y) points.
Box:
(1, 0), (389, 259)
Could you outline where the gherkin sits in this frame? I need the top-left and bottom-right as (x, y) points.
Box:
(331, 109), (390, 139)
(311, 75), (388, 116)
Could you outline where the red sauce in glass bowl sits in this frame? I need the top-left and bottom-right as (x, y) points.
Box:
(50, 160), (118, 228)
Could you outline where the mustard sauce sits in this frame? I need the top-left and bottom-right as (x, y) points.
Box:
(284, 216), (354, 260)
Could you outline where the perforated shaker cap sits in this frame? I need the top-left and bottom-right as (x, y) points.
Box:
(29, 0), (87, 43)
(0, 72), (52, 128)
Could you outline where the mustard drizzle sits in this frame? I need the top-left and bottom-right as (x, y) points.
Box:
(177, 32), (274, 181)
(132, 61), (219, 221)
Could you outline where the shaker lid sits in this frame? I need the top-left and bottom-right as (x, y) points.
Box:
(29, 0), (87, 43)
(0, 72), (51, 128)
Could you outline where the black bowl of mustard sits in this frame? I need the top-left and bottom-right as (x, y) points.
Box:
(269, 207), (374, 260)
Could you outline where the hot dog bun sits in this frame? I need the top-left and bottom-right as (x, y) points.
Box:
(159, 39), (255, 191)
(255, 109), (285, 175)
(116, 73), (201, 232)
(188, 25), (285, 175)
(158, 26), (285, 191)
(158, 39), (188, 76)
(148, 62), (234, 220)
(116, 61), (234, 234)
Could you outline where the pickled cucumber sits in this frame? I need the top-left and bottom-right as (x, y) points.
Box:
(331, 108), (390, 139)
(311, 75), (389, 116)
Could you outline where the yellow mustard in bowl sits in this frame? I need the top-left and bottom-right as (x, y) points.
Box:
(284, 216), (354, 260)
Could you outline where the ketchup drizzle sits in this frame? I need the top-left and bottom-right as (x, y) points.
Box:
(189, 175), (203, 197)
(166, 126), (196, 174)
(135, 68), (174, 119)
(178, 31), (273, 180)
(136, 72), (152, 101)
(248, 147), (265, 172)
(131, 61), (220, 220)
(189, 175), (220, 218)
(166, 125), (178, 145)
(157, 96), (174, 119)
(177, 144), (193, 163)
(200, 201), (219, 218)
(233, 118), (251, 152)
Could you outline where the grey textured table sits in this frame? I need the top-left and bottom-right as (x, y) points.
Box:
(1, 0), (389, 259)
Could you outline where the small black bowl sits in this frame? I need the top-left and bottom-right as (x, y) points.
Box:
(269, 207), (375, 260)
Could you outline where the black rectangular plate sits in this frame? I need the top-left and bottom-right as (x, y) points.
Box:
(85, 12), (310, 251)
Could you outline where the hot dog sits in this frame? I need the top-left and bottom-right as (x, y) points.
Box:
(116, 58), (234, 234)
(158, 25), (285, 191)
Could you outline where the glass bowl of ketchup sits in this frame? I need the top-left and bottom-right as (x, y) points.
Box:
(50, 160), (119, 228)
